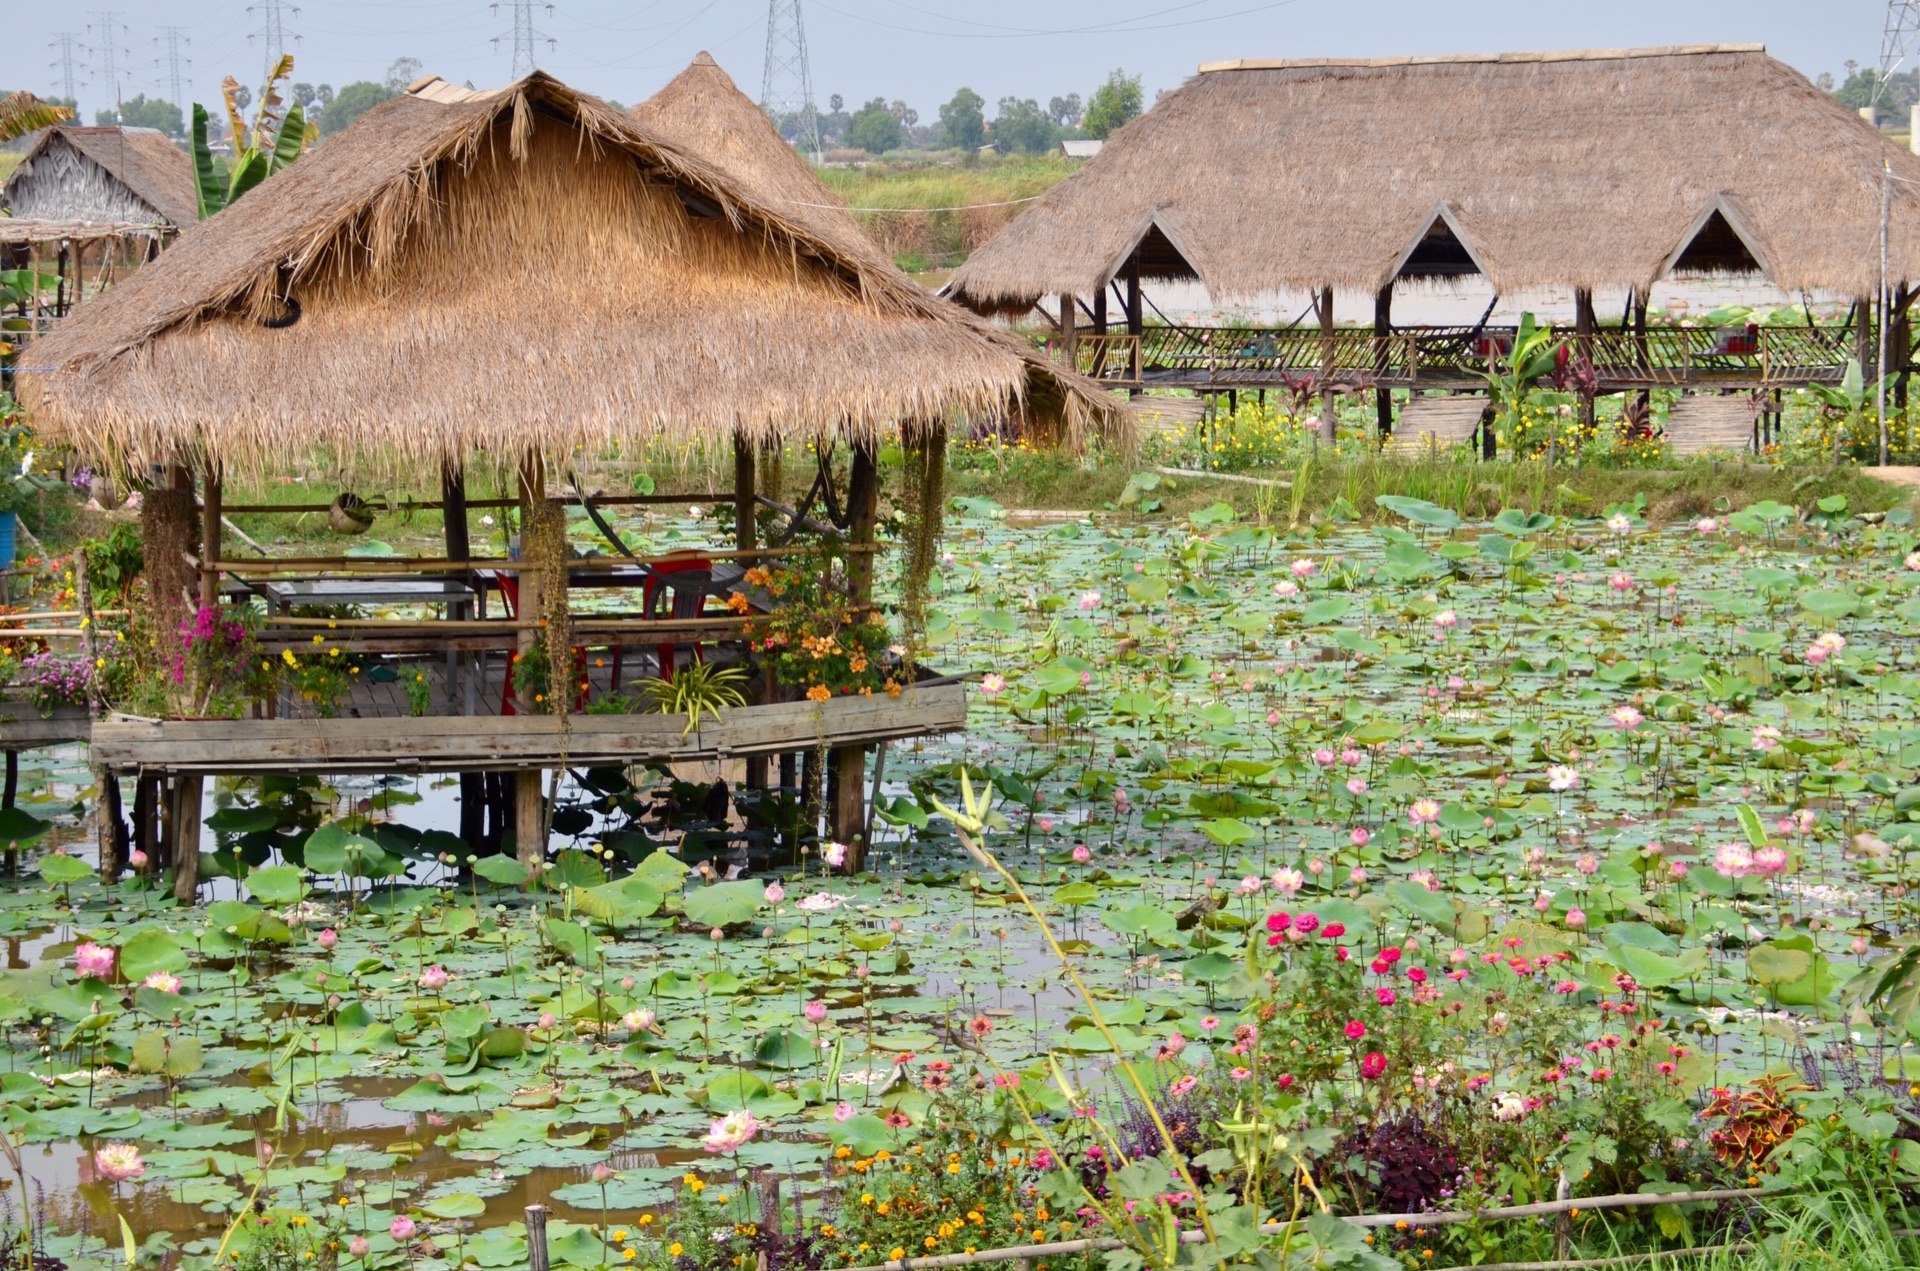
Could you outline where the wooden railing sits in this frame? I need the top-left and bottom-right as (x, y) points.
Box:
(1047, 323), (1867, 387)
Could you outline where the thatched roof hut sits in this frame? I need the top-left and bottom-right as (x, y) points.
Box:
(2, 125), (196, 228)
(17, 71), (1123, 473)
(945, 45), (1920, 314)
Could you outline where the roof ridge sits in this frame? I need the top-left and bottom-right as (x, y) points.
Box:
(1199, 43), (1766, 73)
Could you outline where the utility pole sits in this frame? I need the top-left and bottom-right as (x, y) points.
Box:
(761, 0), (822, 161)
(246, 0), (301, 87)
(50, 32), (86, 109)
(156, 26), (191, 113)
(491, 0), (556, 80)
(87, 12), (129, 120)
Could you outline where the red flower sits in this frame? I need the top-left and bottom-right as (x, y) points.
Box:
(1344, 1020), (1366, 1041)
(1359, 1053), (1387, 1080)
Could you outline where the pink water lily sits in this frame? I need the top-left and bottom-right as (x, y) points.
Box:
(74, 942), (115, 980)
(703, 1109), (762, 1154)
(93, 1143), (144, 1183)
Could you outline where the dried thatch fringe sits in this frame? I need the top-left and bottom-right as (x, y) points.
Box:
(947, 44), (1920, 309)
(18, 67), (1128, 479)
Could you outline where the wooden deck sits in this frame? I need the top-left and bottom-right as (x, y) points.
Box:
(1056, 324), (1874, 393)
(0, 702), (92, 750)
(89, 681), (966, 776)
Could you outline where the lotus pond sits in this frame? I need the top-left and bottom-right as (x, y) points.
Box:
(8, 489), (1920, 1271)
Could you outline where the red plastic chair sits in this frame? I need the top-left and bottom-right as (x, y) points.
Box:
(636, 556), (713, 684)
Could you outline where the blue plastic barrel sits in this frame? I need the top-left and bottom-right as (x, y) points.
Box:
(0, 512), (15, 571)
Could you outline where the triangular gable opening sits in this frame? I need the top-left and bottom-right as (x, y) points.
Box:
(1101, 210), (1203, 286)
(1395, 206), (1485, 279)
(1667, 208), (1764, 275)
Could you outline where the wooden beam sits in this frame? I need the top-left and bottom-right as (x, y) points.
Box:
(1125, 253), (1143, 392)
(171, 775), (200, 903)
(218, 493), (730, 515)
(733, 432), (756, 554)
(834, 440), (881, 866)
(515, 451), (548, 867)
(1058, 292), (1077, 364)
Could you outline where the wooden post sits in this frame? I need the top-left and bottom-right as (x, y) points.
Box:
(1631, 288), (1651, 434)
(171, 775), (201, 903)
(443, 458), (488, 844)
(514, 452), (548, 868)
(1058, 292), (1077, 371)
(526, 1206), (550, 1271)
(1, 750), (14, 876)
(735, 433), (768, 793)
(1317, 286), (1336, 444)
(1894, 283), (1912, 413)
(198, 460), (222, 611)
(1125, 253), (1143, 394)
(77, 549), (123, 883)
(833, 439), (879, 867)
(1574, 288), (1596, 435)
(1373, 283), (1394, 438)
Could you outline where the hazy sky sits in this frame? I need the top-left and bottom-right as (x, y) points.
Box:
(15, 0), (1899, 125)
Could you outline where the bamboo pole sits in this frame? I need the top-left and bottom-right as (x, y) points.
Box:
(203, 544), (882, 573)
(199, 461), (222, 610)
(215, 493), (731, 515)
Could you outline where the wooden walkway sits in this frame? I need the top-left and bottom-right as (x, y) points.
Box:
(90, 682), (966, 776)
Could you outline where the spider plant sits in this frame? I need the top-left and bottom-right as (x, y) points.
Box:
(640, 661), (749, 735)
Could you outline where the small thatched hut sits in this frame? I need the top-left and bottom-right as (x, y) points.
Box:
(2, 125), (196, 227)
(18, 68), (1124, 879)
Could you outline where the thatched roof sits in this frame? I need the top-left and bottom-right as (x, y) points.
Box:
(18, 71), (1124, 473)
(632, 53), (1122, 437)
(945, 45), (1920, 312)
(2, 125), (197, 227)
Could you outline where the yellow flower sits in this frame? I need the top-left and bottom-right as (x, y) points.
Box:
(669, 1244), (684, 1257)
(612, 1230), (628, 1243)
(889, 1250), (904, 1262)
(622, 1252), (636, 1262)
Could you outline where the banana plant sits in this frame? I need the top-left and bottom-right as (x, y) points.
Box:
(1476, 311), (1564, 437)
(0, 90), (73, 144)
(1808, 357), (1866, 461)
(190, 56), (316, 219)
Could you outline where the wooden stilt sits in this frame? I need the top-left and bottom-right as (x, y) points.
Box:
(514, 452), (549, 867)
(171, 775), (202, 903)
(1, 750), (14, 876)
(1058, 292), (1077, 372)
(735, 433), (768, 793)
(833, 440), (879, 867)
(1574, 288), (1597, 437)
(1317, 286), (1336, 443)
(134, 773), (158, 877)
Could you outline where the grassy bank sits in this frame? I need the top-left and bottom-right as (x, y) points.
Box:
(815, 154), (1077, 271)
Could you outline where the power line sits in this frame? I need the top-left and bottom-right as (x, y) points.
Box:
(49, 32), (87, 107)
(491, 0), (557, 79)
(155, 26), (191, 110)
(246, 0), (301, 89)
(762, 0), (821, 161)
(87, 12), (130, 117)
(1881, 0), (1920, 107)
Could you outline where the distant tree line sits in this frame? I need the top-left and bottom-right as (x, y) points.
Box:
(775, 67), (1142, 157)
(1827, 60), (1920, 122)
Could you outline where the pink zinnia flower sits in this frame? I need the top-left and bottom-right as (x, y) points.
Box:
(1344, 1020), (1366, 1040)
(1359, 1052), (1387, 1080)
(1293, 912), (1319, 935)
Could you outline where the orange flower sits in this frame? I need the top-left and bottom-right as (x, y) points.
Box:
(806, 684), (831, 702)
(849, 656), (869, 674)
(725, 592), (751, 614)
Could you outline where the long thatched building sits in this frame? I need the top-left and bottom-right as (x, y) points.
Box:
(16, 67), (1124, 887)
(945, 45), (1920, 442)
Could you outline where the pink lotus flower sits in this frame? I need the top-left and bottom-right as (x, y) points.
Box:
(592, 1162), (613, 1184)
(316, 928), (338, 951)
(1564, 907), (1587, 929)
(389, 1216), (416, 1242)
(1289, 558), (1315, 579)
(980, 673), (1006, 697)
(1751, 725), (1782, 751)
(538, 1012), (557, 1030)
(1349, 827), (1370, 847)
(1713, 844), (1753, 879)
(1235, 875), (1262, 897)
(1408, 799), (1441, 826)
(1270, 868), (1303, 895)
(1274, 579), (1299, 598)
(1576, 855), (1598, 876)
(803, 1000), (828, 1023)
(703, 1109), (762, 1154)
(418, 966), (449, 991)
(93, 1143), (144, 1182)
(1610, 705), (1642, 731)
(1696, 517), (1719, 534)
(1311, 747), (1335, 767)
(833, 1100), (856, 1122)
(1038, 817), (1055, 833)
(128, 849), (149, 870)
(1608, 571), (1633, 593)
(763, 883), (785, 905)
(622, 1009), (654, 1032)
(1753, 846), (1790, 876)
(1668, 860), (1690, 880)
(1433, 610), (1458, 631)
(823, 841), (848, 868)
(141, 972), (181, 993)
(349, 1236), (370, 1258)
(1077, 590), (1102, 612)
(1548, 765), (1579, 792)
(1348, 867), (1367, 885)
(74, 942), (114, 980)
